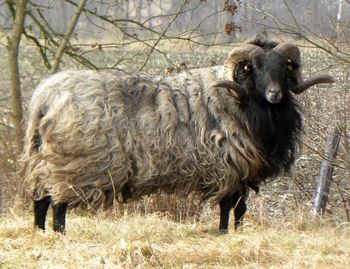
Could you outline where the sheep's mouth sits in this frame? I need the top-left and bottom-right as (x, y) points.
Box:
(266, 95), (282, 104)
(268, 99), (281, 104)
(265, 90), (282, 104)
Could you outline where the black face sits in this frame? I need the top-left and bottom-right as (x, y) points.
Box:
(234, 51), (299, 104)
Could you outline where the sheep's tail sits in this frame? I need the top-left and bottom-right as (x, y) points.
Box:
(23, 71), (69, 159)
(20, 70), (63, 200)
(18, 96), (45, 202)
(23, 103), (44, 159)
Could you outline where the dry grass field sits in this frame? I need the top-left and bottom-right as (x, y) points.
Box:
(0, 210), (349, 269)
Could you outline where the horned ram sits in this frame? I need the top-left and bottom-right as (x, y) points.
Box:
(22, 38), (334, 233)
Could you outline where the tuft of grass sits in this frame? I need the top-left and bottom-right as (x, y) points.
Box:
(0, 211), (350, 268)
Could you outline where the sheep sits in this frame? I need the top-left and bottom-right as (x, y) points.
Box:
(22, 38), (334, 233)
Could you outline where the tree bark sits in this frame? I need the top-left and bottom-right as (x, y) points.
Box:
(6, 0), (28, 155)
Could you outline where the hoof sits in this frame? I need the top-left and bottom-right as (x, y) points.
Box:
(218, 229), (229, 235)
(53, 224), (66, 234)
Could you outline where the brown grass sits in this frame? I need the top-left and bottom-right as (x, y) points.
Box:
(0, 210), (349, 269)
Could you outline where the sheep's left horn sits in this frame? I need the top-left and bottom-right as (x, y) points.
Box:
(211, 80), (247, 99)
(274, 43), (335, 94)
(292, 74), (335, 94)
(273, 43), (303, 85)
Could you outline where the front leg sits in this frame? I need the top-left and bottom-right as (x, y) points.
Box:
(219, 190), (248, 233)
(34, 196), (51, 230)
(52, 202), (68, 234)
(219, 195), (235, 233)
(233, 193), (247, 229)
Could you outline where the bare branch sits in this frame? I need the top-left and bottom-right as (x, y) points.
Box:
(139, 0), (188, 71)
(50, 0), (88, 73)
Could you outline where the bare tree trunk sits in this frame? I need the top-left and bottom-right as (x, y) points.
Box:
(311, 126), (341, 221)
(0, 181), (2, 215)
(312, 0), (319, 33)
(147, 0), (152, 28)
(58, 1), (68, 31)
(6, 0), (27, 155)
(137, 0), (143, 22)
(122, 0), (130, 40)
(50, 0), (88, 74)
(126, 0), (130, 20)
(336, 0), (344, 43)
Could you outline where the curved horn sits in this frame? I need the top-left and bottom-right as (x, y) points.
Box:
(273, 43), (301, 65)
(273, 43), (335, 94)
(273, 43), (303, 86)
(211, 80), (248, 100)
(292, 74), (335, 94)
(224, 44), (264, 81)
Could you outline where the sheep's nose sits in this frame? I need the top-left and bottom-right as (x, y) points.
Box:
(266, 82), (282, 104)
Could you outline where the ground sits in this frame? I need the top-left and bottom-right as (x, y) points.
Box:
(0, 211), (349, 268)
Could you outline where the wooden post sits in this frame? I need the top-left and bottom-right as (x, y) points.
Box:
(311, 126), (341, 221)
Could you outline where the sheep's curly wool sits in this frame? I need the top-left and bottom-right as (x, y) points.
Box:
(22, 68), (293, 208)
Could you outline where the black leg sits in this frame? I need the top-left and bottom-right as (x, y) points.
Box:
(219, 191), (248, 233)
(233, 194), (247, 229)
(219, 194), (235, 233)
(34, 196), (51, 230)
(247, 182), (260, 194)
(52, 202), (68, 234)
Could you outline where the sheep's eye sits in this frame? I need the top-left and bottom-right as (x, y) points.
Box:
(244, 64), (253, 73)
(286, 59), (297, 71)
(286, 63), (294, 71)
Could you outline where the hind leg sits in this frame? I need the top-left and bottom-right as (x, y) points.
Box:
(34, 196), (51, 230)
(52, 202), (68, 233)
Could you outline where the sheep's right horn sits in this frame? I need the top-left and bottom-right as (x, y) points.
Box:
(211, 80), (247, 99)
(292, 74), (335, 94)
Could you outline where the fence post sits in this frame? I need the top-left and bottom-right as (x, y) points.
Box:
(311, 126), (341, 222)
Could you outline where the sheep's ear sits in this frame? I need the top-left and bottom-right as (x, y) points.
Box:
(292, 74), (335, 94)
(211, 80), (247, 100)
